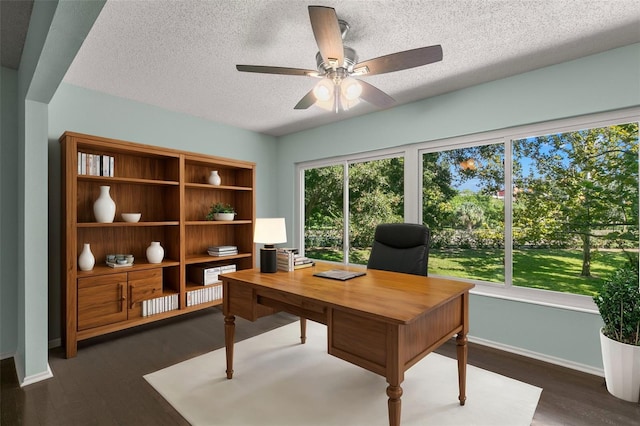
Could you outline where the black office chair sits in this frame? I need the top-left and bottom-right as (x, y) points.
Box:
(367, 223), (430, 276)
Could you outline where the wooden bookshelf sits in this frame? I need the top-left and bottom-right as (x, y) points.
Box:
(60, 132), (256, 357)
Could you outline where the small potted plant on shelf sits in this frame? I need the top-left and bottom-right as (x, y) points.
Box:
(206, 202), (237, 221)
(592, 255), (640, 403)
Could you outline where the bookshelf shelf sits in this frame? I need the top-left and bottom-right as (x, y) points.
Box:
(60, 131), (256, 357)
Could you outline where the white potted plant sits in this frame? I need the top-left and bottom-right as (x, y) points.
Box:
(593, 258), (640, 403)
(206, 202), (237, 221)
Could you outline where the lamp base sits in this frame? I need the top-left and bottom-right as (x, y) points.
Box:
(260, 246), (277, 273)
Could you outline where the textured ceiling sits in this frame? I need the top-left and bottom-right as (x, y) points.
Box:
(62, 0), (640, 137)
(1, 0), (34, 69)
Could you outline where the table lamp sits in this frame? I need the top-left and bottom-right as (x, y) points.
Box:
(254, 218), (287, 273)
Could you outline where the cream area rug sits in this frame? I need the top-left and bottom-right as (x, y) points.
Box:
(145, 321), (541, 426)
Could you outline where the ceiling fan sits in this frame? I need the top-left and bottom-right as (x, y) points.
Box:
(236, 5), (443, 112)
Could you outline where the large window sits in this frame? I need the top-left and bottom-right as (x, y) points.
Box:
(303, 155), (404, 264)
(421, 122), (638, 297)
(511, 124), (638, 295)
(298, 113), (638, 303)
(422, 143), (505, 284)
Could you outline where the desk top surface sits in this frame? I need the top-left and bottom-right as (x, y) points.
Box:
(221, 263), (474, 324)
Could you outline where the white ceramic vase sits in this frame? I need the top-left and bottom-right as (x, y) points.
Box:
(146, 241), (165, 264)
(600, 329), (640, 403)
(93, 185), (116, 223)
(78, 243), (95, 271)
(208, 170), (221, 186)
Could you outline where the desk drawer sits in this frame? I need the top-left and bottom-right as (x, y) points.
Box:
(225, 281), (275, 321)
(257, 290), (327, 324)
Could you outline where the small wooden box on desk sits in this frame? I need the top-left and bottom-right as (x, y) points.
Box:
(60, 131), (256, 357)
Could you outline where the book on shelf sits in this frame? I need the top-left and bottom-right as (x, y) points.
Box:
(208, 245), (238, 252)
(142, 293), (179, 317)
(208, 245), (238, 256)
(186, 283), (223, 307)
(208, 250), (238, 256)
(77, 151), (115, 177)
(188, 263), (236, 285)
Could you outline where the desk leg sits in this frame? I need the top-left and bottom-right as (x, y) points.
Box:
(300, 317), (307, 344)
(456, 332), (468, 405)
(225, 314), (235, 379)
(386, 383), (403, 426)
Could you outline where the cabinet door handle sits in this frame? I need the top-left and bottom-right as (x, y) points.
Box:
(129, 283), (135, 309)
(119, 282), (127, 312)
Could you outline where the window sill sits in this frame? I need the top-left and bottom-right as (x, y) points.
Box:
(472, 283), (599, 313)
(434, 276), (600, 314)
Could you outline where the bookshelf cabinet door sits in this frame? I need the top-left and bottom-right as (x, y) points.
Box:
(78, 274), (128, 330)
(128, 269), (163, 316)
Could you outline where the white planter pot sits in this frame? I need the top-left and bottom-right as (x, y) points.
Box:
(600, 329), (640, 403)
(214, 213), (235, 221)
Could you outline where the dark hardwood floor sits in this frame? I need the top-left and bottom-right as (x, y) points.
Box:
(2, 307), (639, 425)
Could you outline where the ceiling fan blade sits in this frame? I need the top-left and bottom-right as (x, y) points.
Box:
(308, 6), (344, 68)
(294, 89), (317, 110)
(236, 65), (320, 77)
(358, 80), (395, 109)
(353, 45), (443, 76)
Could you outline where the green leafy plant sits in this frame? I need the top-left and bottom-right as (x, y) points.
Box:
(206, 202), (236, 220)
(593, 256), (640, 346)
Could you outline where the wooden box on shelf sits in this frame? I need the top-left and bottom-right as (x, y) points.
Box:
(60, 132), (256, 357)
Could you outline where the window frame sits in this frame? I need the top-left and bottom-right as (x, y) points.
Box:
(295, 107), (640, 313)
(297, 149), (406, 265)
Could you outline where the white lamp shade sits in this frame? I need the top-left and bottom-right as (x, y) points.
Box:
(254, 218), (287, 244)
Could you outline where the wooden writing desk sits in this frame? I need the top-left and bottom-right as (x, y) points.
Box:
(221, 264), (474, 426)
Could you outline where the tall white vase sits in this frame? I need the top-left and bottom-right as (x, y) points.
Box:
(93, 185), (116, 223)
(78, 243), (95, 271)
(208, 170), (221, 186)
(146, 241), (165, 264)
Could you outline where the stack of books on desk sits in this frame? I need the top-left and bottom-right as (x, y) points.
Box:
(208, 245), (238, 256)
(276, 248), (314, 271)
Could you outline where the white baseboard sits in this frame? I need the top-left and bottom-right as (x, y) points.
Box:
(1, 351), (15, 360)
(468, 335), (604, 377)
(12, 354), (54, 387)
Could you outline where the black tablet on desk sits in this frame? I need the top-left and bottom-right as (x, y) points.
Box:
(313, 269), (366, 281)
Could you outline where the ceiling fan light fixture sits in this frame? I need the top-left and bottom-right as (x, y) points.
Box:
(341, 77), (362, 100)
(313, 78), (334, 101)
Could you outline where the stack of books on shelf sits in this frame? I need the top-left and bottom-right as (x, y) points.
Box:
(276, 248), (315, 272)
(142, 293), (178, 317)
(77, 152), (114, 176)
(186, 263), (237, 307)
(187, 263), (236, 285)
(186, 283), (223, 307)
(207, 245), (238, 257)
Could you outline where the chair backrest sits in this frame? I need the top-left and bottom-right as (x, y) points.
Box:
(366, 223), (430, 276)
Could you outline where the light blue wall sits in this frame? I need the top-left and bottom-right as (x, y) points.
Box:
(276, 43), (640, 371)
(47, 83), (278, 341)
(1, 67), (19, 358)
(3, 2), (638, 381)
(5, 0), (106, 384)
